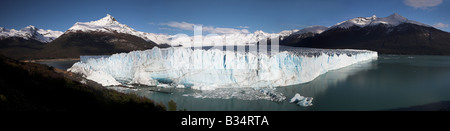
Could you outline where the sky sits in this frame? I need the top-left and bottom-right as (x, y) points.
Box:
(0, 0), (449, 35)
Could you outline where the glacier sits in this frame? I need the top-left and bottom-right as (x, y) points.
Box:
(68, 46), (377, 90)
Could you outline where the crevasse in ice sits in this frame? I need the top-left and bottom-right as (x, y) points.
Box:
(68, 46), (377, 90)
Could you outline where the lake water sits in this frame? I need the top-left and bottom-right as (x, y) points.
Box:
(38, 60), (80, 70)
(41, 55), (450, 111)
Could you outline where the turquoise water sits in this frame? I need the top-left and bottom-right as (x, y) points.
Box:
(42, 55), (450, 111)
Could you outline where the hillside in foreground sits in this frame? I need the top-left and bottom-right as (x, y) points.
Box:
(0, 55), (166, 111)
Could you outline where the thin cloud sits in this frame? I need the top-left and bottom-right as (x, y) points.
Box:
(160, 21), (249, 34)
(160, 21), (196, 30)
(433, 22), (449, 28)
(237, 26), (250, 29)
(403, 0), (443, 9)
(158, 27), (180, 31)
(203, 26), (249, 34)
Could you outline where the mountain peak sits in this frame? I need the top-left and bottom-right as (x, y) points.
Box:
(91, 14), (119, 25)
(19, 25), (39, 35)
(66, 14), (158, 42)
(371, 15), (377, 18)
(104, 14), (117, 22)
(23, 25), (38, 31)
(386, 13), (407, 21)
(67, 14), (131, 33)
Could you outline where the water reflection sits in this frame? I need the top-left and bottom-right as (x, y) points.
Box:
(303, 55), (450, 111)
(279, 58), (378, 98)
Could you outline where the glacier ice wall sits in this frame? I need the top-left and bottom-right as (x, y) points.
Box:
(68, 46), (377, 90)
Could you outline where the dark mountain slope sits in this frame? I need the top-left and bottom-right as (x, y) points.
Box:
(282, 23), (450, 55)
(35, 31), (158, 59)
(0, 37), (45, 60)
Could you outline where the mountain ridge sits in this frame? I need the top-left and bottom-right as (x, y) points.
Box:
(281, 13), (450, 55)
(0, 25), (63, 43)
(53, 14), (315, 46)
(2, 13), (450, 60)
(1, 15), (159, 60)
(330, 13), (429, 29)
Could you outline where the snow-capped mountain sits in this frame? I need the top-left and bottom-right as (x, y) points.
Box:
(45, 14), (158, 58)
(282, 13), (450, 55)
(0, 25), (63, 43)
(67, 14), (131, 33)
(0, 14), (324, 47)
(331, 13), (428, 29)
(278, 29), (300, 37)
(4, 13), (448, 60)
(67, 14), (168, 44)
(37, 29), (64, 42)
(66, 14), (307, 46)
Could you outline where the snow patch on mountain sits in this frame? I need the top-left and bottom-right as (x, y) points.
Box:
(67, 14), (180, 45)
(37, 29), (64, 42)
(331, 13), (430, 29)
(293, 26), (328, 35)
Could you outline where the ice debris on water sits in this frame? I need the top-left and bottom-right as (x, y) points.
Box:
(290, 93), (313, 107)
(183, 87), (286, 102)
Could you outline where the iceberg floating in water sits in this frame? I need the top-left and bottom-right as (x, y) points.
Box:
(290, 93), (313, 107)
(68, 46), (377, 90)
